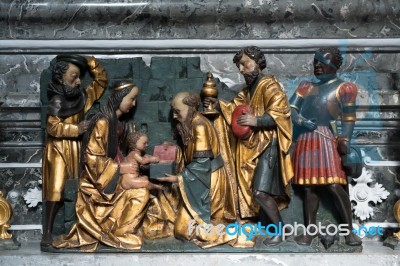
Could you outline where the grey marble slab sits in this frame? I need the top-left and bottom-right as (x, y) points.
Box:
(1, 0), (400, 40)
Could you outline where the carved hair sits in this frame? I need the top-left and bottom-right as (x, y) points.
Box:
(182, 92), (201, 111)
(127, 131), (147, 152)
(80, 82), (135, 171)
(51, 61), (69, 85)
(233, 46), (267, 70)
(316, 47), (343, 69)
(174, 92), (200, 146)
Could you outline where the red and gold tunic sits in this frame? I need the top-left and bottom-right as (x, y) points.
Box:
(291, 79), (358, 185)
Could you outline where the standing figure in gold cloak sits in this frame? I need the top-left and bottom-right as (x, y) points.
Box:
(204, 46), (293, 246)
(158, 92), (237, 248)
(41, 55), (107, 246)
(53, 82), (159, 252)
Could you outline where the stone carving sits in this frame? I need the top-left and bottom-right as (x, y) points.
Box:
(41, 55), (107, 247)
(23, 187), (42, 208)
(350, 167), (390, 221)
(289, 47), (362, 246)
(205, 46), (293, 247)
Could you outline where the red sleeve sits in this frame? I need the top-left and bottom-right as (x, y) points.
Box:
(337, 82), (358, 104)
(295, 81), (313, 97)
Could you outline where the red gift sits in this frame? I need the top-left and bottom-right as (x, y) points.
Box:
(231, 105), (254, 139)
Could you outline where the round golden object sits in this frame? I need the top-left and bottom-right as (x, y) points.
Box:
(200, 72), (218, 99)
(0, 192), (11, 226)
(394, 199), (400, 224)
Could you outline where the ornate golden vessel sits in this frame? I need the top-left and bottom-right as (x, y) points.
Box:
(200, 72), (219, 118)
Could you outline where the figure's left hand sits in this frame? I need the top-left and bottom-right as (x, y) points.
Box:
(237, 112), (257, 127)
(156, 173), (178, 183)
(337, 137), (349, 155)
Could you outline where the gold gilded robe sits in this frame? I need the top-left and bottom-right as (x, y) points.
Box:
(219, 75), (293, 218)
(42, 57), (107, 202)
(53, 118), (149, 252)
(174, 113), (237, 248)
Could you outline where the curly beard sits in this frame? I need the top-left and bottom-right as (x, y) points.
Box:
(243, 70), (259, 86)
(175, 109), (196, 146)
(62, 83), (82, 99)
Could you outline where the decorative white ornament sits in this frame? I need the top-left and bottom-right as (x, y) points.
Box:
(23, 187), (42, 208)
(349, 167), (390, 221)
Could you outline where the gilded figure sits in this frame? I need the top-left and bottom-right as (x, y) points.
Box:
(157, 92), (239, 248)
(41, 55), (107, 246)
(53, 82), (157, 251)
(204, 46), (293, 246)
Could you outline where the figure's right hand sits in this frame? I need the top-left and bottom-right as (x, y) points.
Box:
(203, 97), (218, 108)
(147, 182), (165, 191)
(302, 119), (317, 131)
(156, 173), (178, 183)
(119, 161), (138, 174)
(150, 156), (160, 163)
(78, 120), (90, 135)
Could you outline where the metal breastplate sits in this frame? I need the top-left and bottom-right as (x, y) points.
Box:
(300, 80), (341, 126)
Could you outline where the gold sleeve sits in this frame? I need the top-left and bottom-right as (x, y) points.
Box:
(84, 56), (108, 113)
(193, 122), (213, 156)
(46, 115), (79, 138)
(264, 83), (292, 154)
(219, 90), (247, 126)
(84, 118), (119, 198)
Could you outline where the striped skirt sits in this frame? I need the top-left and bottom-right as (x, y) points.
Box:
(292, 126), (347, 185)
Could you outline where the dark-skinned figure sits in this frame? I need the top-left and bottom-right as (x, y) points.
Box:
(290, 47), (362, 246)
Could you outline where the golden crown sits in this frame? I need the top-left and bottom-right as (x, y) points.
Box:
(113, 83), (135, 91)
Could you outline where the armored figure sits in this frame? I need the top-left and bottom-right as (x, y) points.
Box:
(290, 47), (362, 246)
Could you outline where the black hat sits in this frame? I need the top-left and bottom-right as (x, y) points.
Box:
(55, 54), (88, 73)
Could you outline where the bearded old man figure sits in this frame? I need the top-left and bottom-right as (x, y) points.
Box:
(41, 55), (107, 246)
(157, 92), (239, 248)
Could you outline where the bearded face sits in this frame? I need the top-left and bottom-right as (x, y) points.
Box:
(62, 83), (82, 99)
(175, 118), (192, 146)
(243, 70), (260, 86)
(172, 98), (195, 146)
(236, 54), (261, 86)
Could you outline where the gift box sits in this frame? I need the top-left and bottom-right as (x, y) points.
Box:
(149, 144), (177, 179)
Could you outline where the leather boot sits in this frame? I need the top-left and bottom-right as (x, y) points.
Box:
(263, 235), (283, 246)
(294, 234), (316, 246)
(41, 201), (61, 247)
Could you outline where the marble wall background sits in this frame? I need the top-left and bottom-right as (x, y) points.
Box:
(0, 0), (399, 244)
(1, 0), (400, 39)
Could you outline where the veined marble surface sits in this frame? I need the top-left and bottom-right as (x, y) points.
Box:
(0, 240), (398, 265)
(0, 0), (399, 40)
